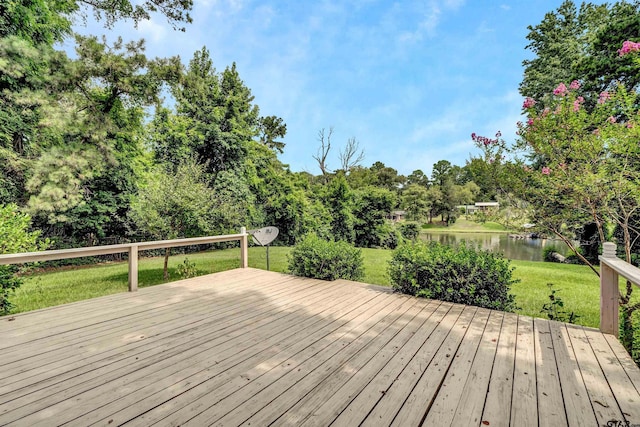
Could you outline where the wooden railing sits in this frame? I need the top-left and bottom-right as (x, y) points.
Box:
(599, 242), (640, 334)
(0, 228), (249, 292)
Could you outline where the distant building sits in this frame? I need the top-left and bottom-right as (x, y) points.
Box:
(474, 201), (500, 212)
(457, 202), (500, 214)
(388, 210), (406, 222)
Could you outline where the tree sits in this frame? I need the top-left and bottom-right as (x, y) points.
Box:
(518, 77), (640, 355)
(521, 1), (640, 109)
(406, 169), (429, 187)
(401, 184), (430, 221)
(258, 115), (287, 154)
(313, 127), (333, 179)
(321, 175), (355, 242)
(130, 160), (218, 279)
(168, 50), (259, 179)
(0, 204), (49, 314)
(24, 36), (164, 245)
(78, 0), (193, 31)
(353, 186), (396, 247)
(370, 161), (403, 191)
(339, 137), (365, 173)
(431, 160), (453, 186)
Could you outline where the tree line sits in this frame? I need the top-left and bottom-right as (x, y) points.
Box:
(1, 0), (639, 257)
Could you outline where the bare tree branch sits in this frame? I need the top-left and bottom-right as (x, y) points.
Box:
(313, 127), (333, 177)
(339, 137), (365, 173)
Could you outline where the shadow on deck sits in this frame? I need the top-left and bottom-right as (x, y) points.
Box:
(1, 268), (639, 426)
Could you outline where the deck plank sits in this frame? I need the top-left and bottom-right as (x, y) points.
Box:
(534, 317), (567, 427)
(480, 312), (518, 427)
(201, 297), (426, 426)
(0, 268), (639, 427)
(510, 316), (537, 427)
(450, 310), (504, 426)
(359, 303), (465, 427)
(548, 321), (598, 426)
(6, 275), (356, 425)
(566, 323), (624, 424)
(584, 328), (640, 424)
(68, 286), (389, 426)
(390, 305), (478, 427)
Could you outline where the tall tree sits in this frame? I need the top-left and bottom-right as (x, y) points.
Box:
(521, 1), (640, 108)
(258, 115), (287, 154)
(165, 50), (259, 178)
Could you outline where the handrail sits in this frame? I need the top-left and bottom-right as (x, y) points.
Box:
(599, 242), (640, 334)
(0, 228), (249, 292)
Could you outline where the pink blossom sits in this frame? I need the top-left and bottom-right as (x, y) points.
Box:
(608, 116), (616, 124)
(572, 96), (584, 112)
(569, 80), (580, 90)
(618, 40), (640, 56)
(627, 122), (634, 129)
(527, 118), (534, 126)
(522, 97), (536, 109)
(541, 167), (551, 175)
(598, 91), (611, 104)
(553, 83), (568, 96)
(495, 131), (502, 138)
(593, 128), (601, 136)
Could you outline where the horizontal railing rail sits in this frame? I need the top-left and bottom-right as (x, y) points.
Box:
(0, 228), (249, 292)
(599, 242), (640, 334)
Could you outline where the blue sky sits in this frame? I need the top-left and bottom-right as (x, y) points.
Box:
(70, 0), (578, 176)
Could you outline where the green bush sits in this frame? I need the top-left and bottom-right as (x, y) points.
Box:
(399, 222), (420, 240)
(176, 257), (199, 279)
(375, 222), (402, 249)
(543, 245), (564, 263)
(287, 234), (364, 281)
(388, 241), (517, 311)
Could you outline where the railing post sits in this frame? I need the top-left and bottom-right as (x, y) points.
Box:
(240, 227), (248, 268)
(599, 242), (619, 334)
(129, 245), (138, 292)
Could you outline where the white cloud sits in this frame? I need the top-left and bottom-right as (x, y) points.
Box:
(137, 19), (167, 42)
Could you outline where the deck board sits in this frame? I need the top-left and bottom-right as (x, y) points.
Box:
(1, 268), (639, 426)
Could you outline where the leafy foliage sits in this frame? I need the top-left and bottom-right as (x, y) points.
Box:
(540, 284), (580, 323)
(287, 233), (364, 281)
(521, 1), (640, 110)
(388, 241), (518, 311)
(399, 222), (420, 240)
(0, 204), (49, 315)
(175, 258), (198, 279)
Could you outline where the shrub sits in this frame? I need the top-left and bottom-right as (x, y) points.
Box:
(287, 234), (364, 281)
(399, 222), (420, 240)
(543, 245), (564, 263)
(388, 241), (517, 311)
(1, 204), (49, 315)
(375, 222), (402, 249)
(176, 257), (199, 279)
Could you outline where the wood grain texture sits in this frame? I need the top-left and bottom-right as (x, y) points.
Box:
(0, 268), (639, 426)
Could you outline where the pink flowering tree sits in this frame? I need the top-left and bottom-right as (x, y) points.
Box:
(519, 76), (640, 353)
(518, 80), (640, 265)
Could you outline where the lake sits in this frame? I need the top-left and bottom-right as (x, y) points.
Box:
(420, 232), (563, 262)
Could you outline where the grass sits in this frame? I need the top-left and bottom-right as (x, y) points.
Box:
(9, 245), (639, 332)
(421, 217), (511, 233)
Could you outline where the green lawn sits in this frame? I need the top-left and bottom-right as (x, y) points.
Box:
(9, 245), (636, 330)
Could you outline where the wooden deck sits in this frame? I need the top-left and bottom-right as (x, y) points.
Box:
(1, 268), (639, 426)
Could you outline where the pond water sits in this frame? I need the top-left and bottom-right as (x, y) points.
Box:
(420, 232), (563, 262)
